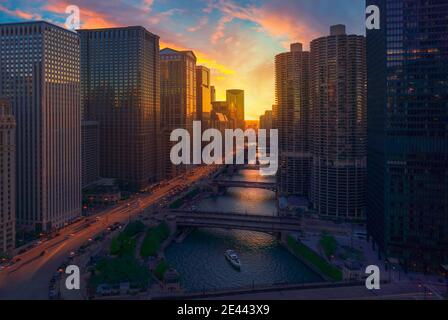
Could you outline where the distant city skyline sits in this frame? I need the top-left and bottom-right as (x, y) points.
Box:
(0, 0), (365, 120)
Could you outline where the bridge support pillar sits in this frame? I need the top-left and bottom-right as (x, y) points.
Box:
(279, 232), (289, 244)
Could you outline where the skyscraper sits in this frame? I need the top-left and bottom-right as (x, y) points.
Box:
(196, 66), (212, 122)
(160, 48), (197, 178)
(211, 86), (217, 103)
(79, 26), (160, 190)
(0, 21), (81, 232)
(0, 98), (15, 255)
(81, 121), (100, 188)
(260, 110), (274, 148)
(226, 89), (245, 129)
(310, 25), (366, 219)
(275, 43), (311, 197)
(259, 110), (273, 131)
(367, 0), (448, 271)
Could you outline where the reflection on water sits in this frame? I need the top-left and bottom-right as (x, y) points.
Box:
(165, 170), (322, 292)
(166, 229), (321, 292)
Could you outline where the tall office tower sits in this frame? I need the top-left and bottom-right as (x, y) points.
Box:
(260, 110), (273, 130)
(0, 99), (15, 255)
(196, 66), (212, 122)
(0, 21), (81, 232)
(160, 48), (197, 178)
(310, 25), (366, 219)
(367, 0), (448, 271)
(79, 27), (160, 190)
(260, 110), (273, 148)
(275, 43), (311, 197)
(211, 86), (217, 103)
(226, 89), (245, 129)
(81, 121), (100, 188)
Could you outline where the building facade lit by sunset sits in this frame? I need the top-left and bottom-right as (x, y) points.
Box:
(367, 0), (448, 271)
(160, 48), (197, 178)
(0, 21), (81, 232)
(275, 43), (312, 197)
(196, 66), (212, 123)
(226, 89), (245, 129)
(310, 25), (366, 219)
(259, 110), (273, 131)
(0, 98), (15, 255)
(79, 26), (161, 190)
(211, 86), (216, 103)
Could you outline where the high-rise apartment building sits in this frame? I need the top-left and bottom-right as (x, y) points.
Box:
(367, 0), (448, 271)
(0, 21), (81, 232)
(226, 89), (245, 129)
(275, 43), (312, 197)
(196, 66), (212, 122)
(0, 98), (15, 255)
(160, 48), (197, 178)
(79, 26), (160, 190)
(310, 25), (366, 219)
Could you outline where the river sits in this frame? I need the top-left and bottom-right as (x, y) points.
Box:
(165, 169), (322, 292)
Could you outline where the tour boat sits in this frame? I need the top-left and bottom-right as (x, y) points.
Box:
(225, 250), (241, 270)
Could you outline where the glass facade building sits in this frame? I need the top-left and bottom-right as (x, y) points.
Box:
(196, 66), (212, 121)
(226, 89), (245, 130)
(79, 27), (160, 190)
(160, 48), (197, 179)
(367, 0), (448, 271)
(0, 21), (81, 232)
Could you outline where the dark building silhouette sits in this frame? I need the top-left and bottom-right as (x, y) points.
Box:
(79, 27), (160, 190)
(367, 0), (448, 271)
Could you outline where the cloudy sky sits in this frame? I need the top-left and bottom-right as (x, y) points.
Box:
(0, 0), (366, 119)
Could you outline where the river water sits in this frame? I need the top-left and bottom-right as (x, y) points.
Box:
(165, 169), (322, 292)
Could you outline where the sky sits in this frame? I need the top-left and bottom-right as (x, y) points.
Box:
(0, 0), (366, 120)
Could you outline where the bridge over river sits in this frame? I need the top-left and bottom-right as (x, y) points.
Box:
(171, 210), (301, 233)
(211, 179), (277, 191)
